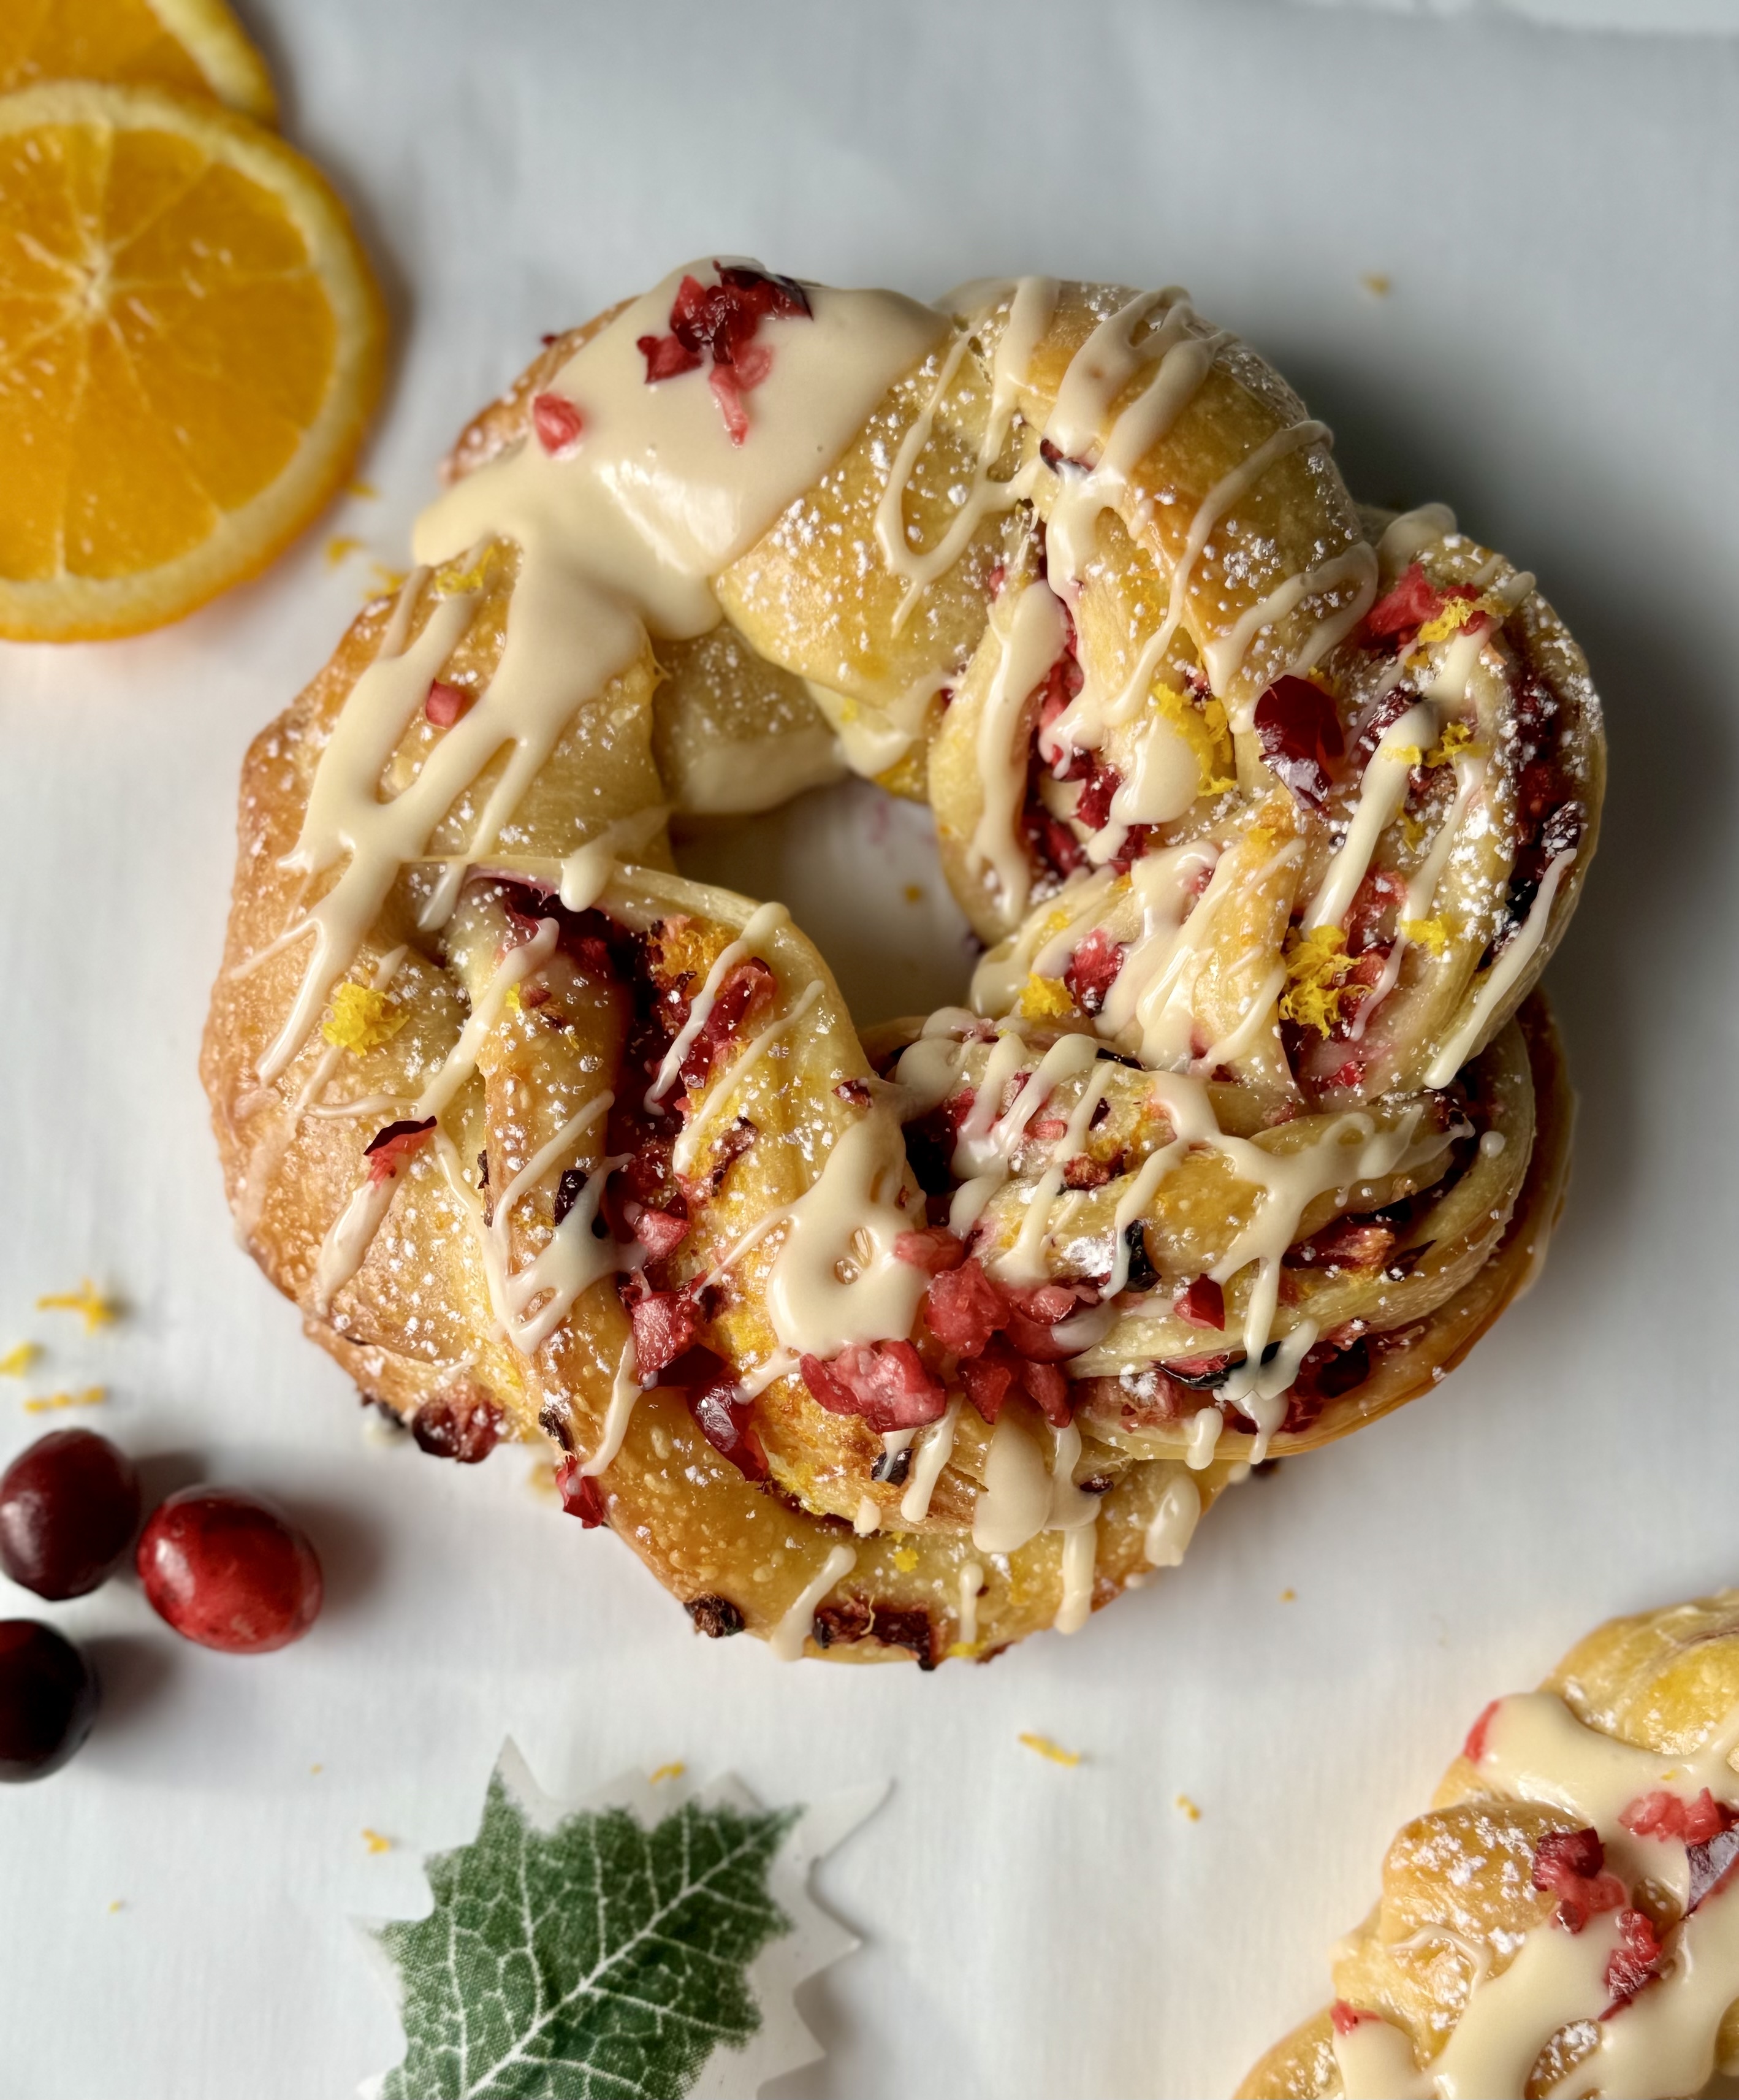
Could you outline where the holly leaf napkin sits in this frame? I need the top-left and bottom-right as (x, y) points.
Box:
(362, 1744), (884, 2099)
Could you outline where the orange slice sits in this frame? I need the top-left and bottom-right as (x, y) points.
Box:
(0, 81), (385, 641)
(1, 0), (275, 126)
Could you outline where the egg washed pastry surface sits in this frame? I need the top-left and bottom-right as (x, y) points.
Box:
(202, 265), (1600, 1662)
(1239, 1592), (1739, 2099)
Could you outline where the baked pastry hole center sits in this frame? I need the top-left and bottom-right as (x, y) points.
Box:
(672, 776), (975, 1026)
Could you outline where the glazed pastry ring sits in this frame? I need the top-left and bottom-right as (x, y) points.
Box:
(203, 264), (1600, 1663)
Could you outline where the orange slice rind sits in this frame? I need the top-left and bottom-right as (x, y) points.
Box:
(0, 0), (276, 126)
(0, 80), (385, 641)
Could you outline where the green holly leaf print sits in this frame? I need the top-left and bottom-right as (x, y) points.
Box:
(363, 1746), (883, 2100)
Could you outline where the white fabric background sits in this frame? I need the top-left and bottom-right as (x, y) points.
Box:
(0, 2), (1736, 2093)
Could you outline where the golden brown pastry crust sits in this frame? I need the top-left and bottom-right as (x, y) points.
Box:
(202, 267), (1597, 1660)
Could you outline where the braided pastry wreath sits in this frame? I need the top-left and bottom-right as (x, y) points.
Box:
(203, 264), (1600, 1665)
(1239, 1591), (1739, 2099)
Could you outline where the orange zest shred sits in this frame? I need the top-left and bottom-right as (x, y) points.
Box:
(1018, 1732), (1082, 1768)
(1176, 1793), (1203, 1822)
(36, 1280), (118, 1331)
(0, 1343), (40, 1376)
(1426, 719), (1478, 768)
(361, 1828), (392, 1854)
(649, 1762), (687, 1784)
(25, 1386), (106, 1414)
(892, 1547), (918, 1573)
(1415, 592), (1503, 649)
(1018, 975), (1075, 1022)
(1399, 916), (1450, 956)
(324, 535), (365, 566)
(322, 981), (406, 1052)
(1279, 927), (1358, 1036)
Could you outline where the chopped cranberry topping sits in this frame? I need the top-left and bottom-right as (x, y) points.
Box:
(555, 1460), (609, 1526)
(553, 1167), (588, 1227)
(425, 679), (473, 728)
(799, 1342), (947, 1434)
(664, 1348), (767, 1481)
(1363, 563), (1447, 648)
(531, 392), (584, 455)
(1253, 676), (1344, 809)
(1330, 2002), (1377, 2037)
(680, 958), (777, 1093)
(834, 1077), (873, 1109)
(1285, 1217), (1396, 1271)
(1621, 1787), (1737, 1846)
(363, 1116), (438, 1184)
(630, 1290), (702, 1380)
(1689, 1825), (1739, 1912)
(635, 264), (810, 443)
(1065, 928), (1127, 1015)
(1461, 1698), (1501, 1765)
(1532, 1827), (1627, 1933)
(959, 1340), (1019, 1424)
(1018, 1357), (1071, 1426)
(633, 1207), (690, 1261)
(894, 1228), (968, 1276)
(924, 1259), (1007, 1356)
(1072, 760), (1122, 834)
(1174, 1277), (1225, 1331)
(1603, 1908), (1667, 2012)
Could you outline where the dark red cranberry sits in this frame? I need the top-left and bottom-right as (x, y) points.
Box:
(0, 1621), (98, 1779)
(0, 1429), (141, 1600)
(135, 1491), (322, 1654)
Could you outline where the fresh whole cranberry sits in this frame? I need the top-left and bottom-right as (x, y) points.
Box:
(0, 1621), (98, 1779)
(135, 1490), (322, 1654)
(0, 1429), (142, 1600)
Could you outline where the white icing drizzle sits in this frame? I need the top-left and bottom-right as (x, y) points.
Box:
(957, 1560), (984, 1648)
(1055, 1520), (1098, 1635)
(967, 573), (1068, 917)
(1424, 850), (1575, 1088)
(1331, 1689), (1739, 2099)
(311, 918), (561, 1313)
(1304, 702), (1437, 932)
(1142, 1470), (1201, 1567)
(557, 805), (669, 912)
(900, 1395), (962, 1523)
(1206, 540), (1379, 704)
(770, 1543), (858, 1662)
(853, 1496), (880, 1536)
(644, 899), (789, 1110)
(234, 944), (407, 1237)
(763, 1112), (926, 1358)
(578, 1335), (642, 1478)
(1377, 502), (1458, 570)
(254, 262), (941, 1091)
(873, 273), (1057, 624)
(671, 978), (824, 1178)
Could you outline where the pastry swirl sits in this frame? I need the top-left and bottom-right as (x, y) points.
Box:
(202, 264), (1597, 1659)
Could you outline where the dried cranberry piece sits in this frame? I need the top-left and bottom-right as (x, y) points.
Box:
(411, 1391), (504, 1464)
(1464, 1698), (1501, 1764)
(1174, 1277), (1225, 1331)
(1018, 1357), (1071, 1426)
(425, 679), (473, 728)
(666, 1348), (767, 1481)
(630, 1291), (702, 1380)
(637, 329), (703, 382)
(1072, 762), (1121, 833)
(869, 1604), (937, 1670)
(553, 1167), (588, 1227)
(1622, 1787), (1737, 1846)
(1689, 1825), (1739, 1912)
(1065, 929), (1127, 1016)
(136, 1491), (322, 1654)
(685, 1593), (745, 1637)
(1362, 562), (1445, 648)
(1253, 676), (1344, 809)
(1604, 1908), (1666, 2010)
(894, 1228), (967, 1275)
(1532, 1827), (1627, 1932)
(959, 1339), (1021, 1425)
(679, 958), (777, 1093)
(363, 1116), (438, 1184)
(923, 1259), (1006, 1357)
(1330, 2002), (1377, 2037)
(555, 1461), (609, 1527)
(530, 392), (584, 455)
(633, 1207), (689, 1261)
(799, 1342), (947, 1434)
